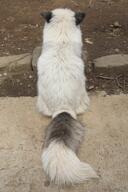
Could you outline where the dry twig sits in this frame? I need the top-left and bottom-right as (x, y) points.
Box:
(96, 75), (114, 80)
(115, 77), (123, 89)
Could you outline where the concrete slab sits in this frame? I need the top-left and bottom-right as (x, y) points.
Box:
(94, 54), (128, 68)
(0, 94), (128, 192)
(0, 53), (32, 72)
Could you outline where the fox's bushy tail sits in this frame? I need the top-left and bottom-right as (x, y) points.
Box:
(42, 112), (98, 185)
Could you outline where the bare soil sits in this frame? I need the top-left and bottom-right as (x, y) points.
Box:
(0, 0), (128, 96)
(0, 0), (128, 58)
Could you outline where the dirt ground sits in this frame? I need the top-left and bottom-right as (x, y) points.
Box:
(0, 94), (128, 192)
(0, 0), (128, 60)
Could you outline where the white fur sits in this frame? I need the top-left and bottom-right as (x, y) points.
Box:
(42, 141), (98, 185)
(37, 8), (97, 185)
(37, 8), (89, 118)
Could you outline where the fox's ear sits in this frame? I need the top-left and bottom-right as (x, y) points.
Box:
(40, 11), (53, 23)
(75, 12), (86, 25)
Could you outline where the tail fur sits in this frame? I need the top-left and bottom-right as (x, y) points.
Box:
(42, 112), (98, 185)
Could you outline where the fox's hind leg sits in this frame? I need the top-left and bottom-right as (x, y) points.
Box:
(37, 96), (52, 116)
(76, 92), (90, 115)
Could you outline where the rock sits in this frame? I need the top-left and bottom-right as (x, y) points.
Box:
(113, 21), (121, 28)
(88, 85), (95, 90)
(0, 53), (32, 72)
(98, 90), (107, 97)
(3, 72), (7, 76)
(29, 75), (33, 79)
(115, 48), (120, 53)
(94, 54), (128, 68)
(32, 46), (42, 70)
(7, 16), (15, 22)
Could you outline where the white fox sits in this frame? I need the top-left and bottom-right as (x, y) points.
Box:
(37, 8), (98, 185)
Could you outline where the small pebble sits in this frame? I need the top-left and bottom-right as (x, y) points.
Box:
(115, 48), (120, 53)
(113, 21), (121, 28)
(4, 37), (7, 41)
(88, 85), (95, 90)
(16, 79), (20, 83)
(29, 75), (33, 79)
(99, 91), (107, 97)
(85, 38), (93, 45)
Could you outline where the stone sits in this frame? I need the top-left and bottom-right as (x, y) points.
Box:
(115, 48), (120, 53)
(97, 90), (107, 97)
(0, 53), (32, 72)
(113, 21), (121, 28)
(32, 46), (42, 70)
(94, 54), (128, 68)
(88, 85), (95, 90)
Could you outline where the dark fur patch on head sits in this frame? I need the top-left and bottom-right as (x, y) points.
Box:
(40, 11), (53, 23)
(75, 12), (86, 25)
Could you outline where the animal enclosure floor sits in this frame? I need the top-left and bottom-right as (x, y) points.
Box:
(0, 93), (128, 192)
